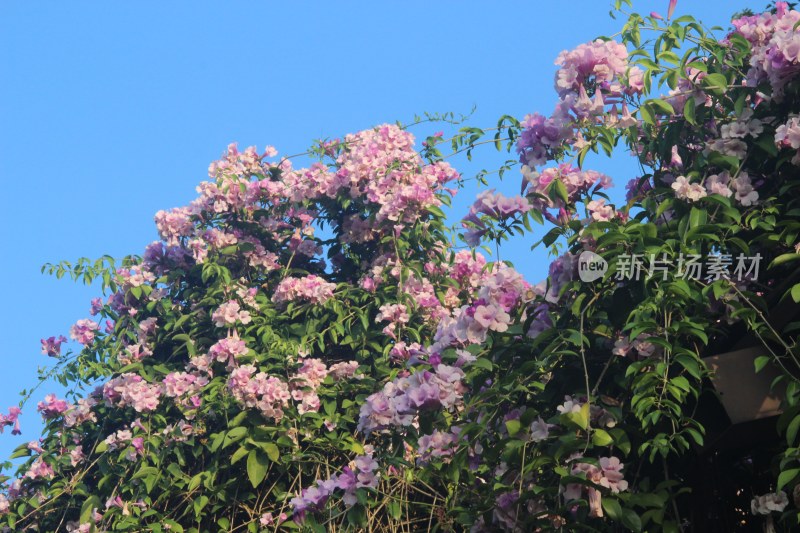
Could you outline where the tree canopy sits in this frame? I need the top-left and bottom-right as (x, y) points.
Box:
(5, 2), (800, 532)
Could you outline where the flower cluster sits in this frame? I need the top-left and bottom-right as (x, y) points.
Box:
(36, 394), (69, 419)
(24, 458), (54, 481)
(40, 335), (67, 357)
(670, 171), (759, 206)
(290, 358), (329, 414)
(102, 373), (162, 413)
(272, 275), (337, 305)
(751, 491), (789, 515)
(563, 456), (629, 518)
(211, 300), (252, 327)
(154, 207), (195, 245)
(462, 189), (532, 246)
(358, 365), (466, 432)
(227, 365), (291, 421)
(64, 398), (97, 428)
(291, 454), (379, 518)
(69, 319), (99, 346)
(417, 427), (461, 464)
(333, 124), (459, 224)
(516, 39), (642, 169)
(775, 115), (800, 165)
(732, 2), (800, 100)
(0, 407), (22, 435)
(554, 40), (632, 98)
(208, 335), (249, 367)
(328, 361), (360, 381)
(432, 264), (527, 350)
(162, 371), (208, 410)
(522, 163), (612, 213)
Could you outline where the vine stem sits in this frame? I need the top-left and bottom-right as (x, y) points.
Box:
(579, 292), (602, 453)
(726, 281), (800, 377)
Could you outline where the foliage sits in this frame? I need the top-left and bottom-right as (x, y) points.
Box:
(5, 2), (800, 532)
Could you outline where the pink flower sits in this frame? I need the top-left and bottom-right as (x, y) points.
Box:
(37, 394), (70, 419)
(671, 175), (707, 202)
(417, 428), (460, 463)
(69, 445), (85, 467)
(227, 365), (291, 421)
(598, 456), (629, 493)
(89, 297), (104, 316)
(376, 303), (410, 324)
(328, 361), (359, 381)
(472, 304), (511, 333)
(69, 319), (99, 346)
(208, 335), (249, 366)
(293, 358), (328, 389)
(162, 372), (208, 403)
(272, 275), (337, 305)
(752, 491), (789, 515)
(586, 199), (615, 221)
(64, 398), (97, 428)
(0, 406), (22, 435)
(25, 458), (54, 480)
(705, 173), (733, 197)
(154, 207), (195, 245)
(529, 416), (553, 442)
(667, 0), (677, 19)
(732, 172), (759, 206)
(40, 335), (67, 357)
(211, 300), (252, 327)
(103, 373), (162, 413)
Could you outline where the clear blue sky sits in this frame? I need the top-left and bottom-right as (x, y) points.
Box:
(0, 1), (749, 464)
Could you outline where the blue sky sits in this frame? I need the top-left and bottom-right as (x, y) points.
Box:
(0, 1), (749, 464)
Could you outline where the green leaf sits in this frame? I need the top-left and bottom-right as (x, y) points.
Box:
(388, 500), (402, 520)
(223, 426), (248, 449)
(263, 442), (280, 463)
(675, 353), (702, 380)
(193, 495), (209, 517)
(683, 98), (696, 125)
(602, 497), (623, 520)
(592, 428), (614, 446)
(639, 104), (655, 126)
(247, 450), (269, 488)
(347, 504), (367, 527)
(622, 509), (643, 532)
(786, 414), (800, 446)
(754, 355), (771, 373)
(770, 253), (800, 268)
(702, 73), (728, 95)
(549, 179), (569, 205)
(132, 466), (160, 493)
(791, 283), (800, 303)
(231, 445), (249, 465)
(647, 98), (675, 115)
(162, 520), (184, 533)
(472, 357), (493, 372)
(80, 495), (101, 523)
(505, 419), (521, 437)
(187, 473), (204, 492)
(689, 207), (707, 229)
(778, 468), (800, 490)
(566, 402), (590, 430)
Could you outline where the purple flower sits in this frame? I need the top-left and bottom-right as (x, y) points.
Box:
(40, 335), (67, 357)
